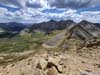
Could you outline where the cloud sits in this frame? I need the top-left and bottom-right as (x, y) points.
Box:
(26, 0), (49, 8)
(0, 0), (100, 23)
(0, 0), (98, 9)
(0, 7), (49, 23)
(0, 6), (100, 23)
(0, 0), (48, 8)
(0, 0), (100, 9)
(80, 11), (100, 23)
(0, 0), (26, 8)
(45, 9), (77, 20)
(43, 9), (100, 23)
(0, 7), (8, 14)
(48, 0), (100, 9)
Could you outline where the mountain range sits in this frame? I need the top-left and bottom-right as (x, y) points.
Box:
(0, 20), (100, 38)
(29, 20), (75, 34)
(0, 22), (27, 32)
(29, 20), (100, 35)
(0, 22), (26, 38)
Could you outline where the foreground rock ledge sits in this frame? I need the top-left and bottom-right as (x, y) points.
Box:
(0, 51), (99, 75)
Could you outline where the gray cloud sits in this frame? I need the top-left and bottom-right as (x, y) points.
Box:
(26, 1), (42, 8)
(0, 0), (45, 8)
(0, 0), (100, 9)
(0, 0), (26, 8)
(0, 0), (100, 23)
(48, 0), (100, 9)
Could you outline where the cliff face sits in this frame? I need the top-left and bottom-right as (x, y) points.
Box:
(78, 21), (100, 36)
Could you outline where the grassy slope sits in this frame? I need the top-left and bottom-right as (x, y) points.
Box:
(0, 30), (62, 53)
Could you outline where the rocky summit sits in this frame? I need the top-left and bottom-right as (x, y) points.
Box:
(0, 50), (100, 75)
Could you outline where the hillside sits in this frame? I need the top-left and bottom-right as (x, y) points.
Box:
(0, 20), (100, 75)
(0, 22), (28, 39)
(78, 20), (100, 36)
(0, 22), (26, 32)
(0, 20), (100, 53)
(29, 20), (76, 34)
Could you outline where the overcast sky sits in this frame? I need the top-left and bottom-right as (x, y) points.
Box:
(0, 0), (100, 23)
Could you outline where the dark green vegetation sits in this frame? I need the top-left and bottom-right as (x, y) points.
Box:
(0, 32), (44, 53)
(0, 30), (62, 53)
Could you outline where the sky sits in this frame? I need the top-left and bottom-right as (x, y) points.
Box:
(0, 0), (100, 24)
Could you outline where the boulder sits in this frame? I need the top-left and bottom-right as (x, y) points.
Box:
(46, 67), (58, 75)
(36, 59), (47, 70)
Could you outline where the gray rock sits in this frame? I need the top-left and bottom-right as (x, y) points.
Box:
(81, 71), (100, 75)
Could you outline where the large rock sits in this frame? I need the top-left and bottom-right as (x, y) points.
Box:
(46, 67), (58, 75)
(36, 58), (47, 70)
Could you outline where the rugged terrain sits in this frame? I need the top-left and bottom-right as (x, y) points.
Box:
(0, 20), (100, 75)
(29, 20), (100, 35)
(0, 48), (100, 75)
(29, 20), (76, 34)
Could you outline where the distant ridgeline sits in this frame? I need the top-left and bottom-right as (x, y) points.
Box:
(0, 22), (26, 38)
(29, 20), (75, 34)
(0, 20), (100, 38)
(29, 20), (100, 35)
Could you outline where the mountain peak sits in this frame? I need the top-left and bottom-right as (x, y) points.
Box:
(49, 20), (57, 22)
(79, 20), (91, 24)
(66, 20), (75, 23)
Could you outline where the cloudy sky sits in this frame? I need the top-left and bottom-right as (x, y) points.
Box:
(0, 0), (100, 23)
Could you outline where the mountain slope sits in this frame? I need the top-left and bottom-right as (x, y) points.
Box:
(0, 22), (26, 32)
(78, 20), (100, 36)
(0, 22), (27, 38)
(43, 20), (100, 48)
(29, 20), (76, 34)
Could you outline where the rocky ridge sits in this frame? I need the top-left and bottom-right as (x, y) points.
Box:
(0, 50), (99, 75)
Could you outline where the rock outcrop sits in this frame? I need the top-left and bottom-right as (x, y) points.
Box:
(0, 50), (99, 75)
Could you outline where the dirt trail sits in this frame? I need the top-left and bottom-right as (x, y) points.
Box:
(42, 31), (66, 48)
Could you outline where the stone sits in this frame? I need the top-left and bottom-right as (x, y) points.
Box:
(54, 52), (59, 56)
(34, 69), (43, 75)
(48, 56), (60, 65)
(36, 59), (47, 70)
(0, 57), (4, 60)
(81, 70), (99, 75)
(46, 67), (58, 75)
